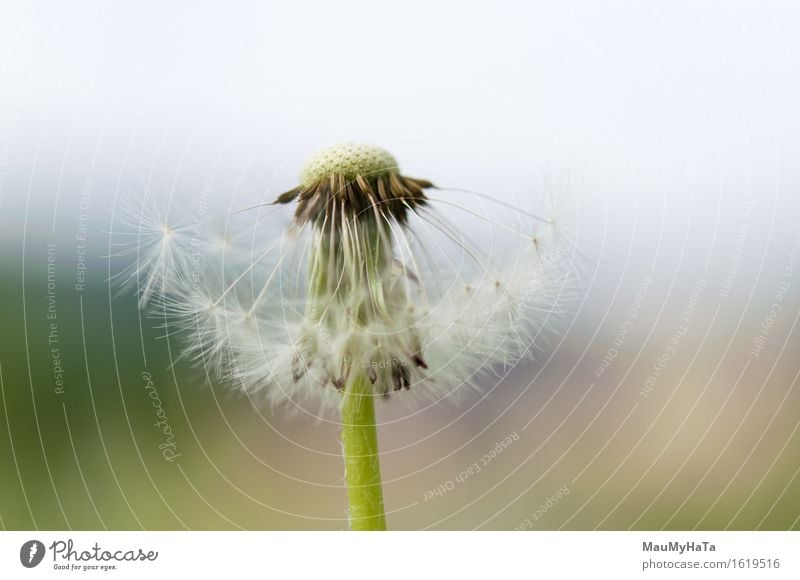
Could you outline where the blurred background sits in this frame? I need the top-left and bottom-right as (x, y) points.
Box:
(1, 0), (799, 530)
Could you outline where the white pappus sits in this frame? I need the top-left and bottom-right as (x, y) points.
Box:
(111, 143), (585, 417)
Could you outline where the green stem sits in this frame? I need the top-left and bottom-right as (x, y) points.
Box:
(341, 373), (387, 531)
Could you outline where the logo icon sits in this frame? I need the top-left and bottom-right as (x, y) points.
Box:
(20, 540), (45, 568)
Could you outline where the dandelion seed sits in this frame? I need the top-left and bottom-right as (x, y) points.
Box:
(113, 142), (583, 530)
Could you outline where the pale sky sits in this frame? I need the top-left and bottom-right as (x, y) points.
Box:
(1, 0), (798, 325)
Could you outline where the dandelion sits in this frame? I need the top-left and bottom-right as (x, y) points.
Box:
(113, 143), (582, 530)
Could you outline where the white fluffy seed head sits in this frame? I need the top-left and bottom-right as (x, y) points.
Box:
(112, 147), (584, 417)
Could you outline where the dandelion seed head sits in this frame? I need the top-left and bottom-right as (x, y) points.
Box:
(114, 146), (585, 417)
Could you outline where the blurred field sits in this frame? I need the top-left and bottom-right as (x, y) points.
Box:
(1, 254), (798, 531)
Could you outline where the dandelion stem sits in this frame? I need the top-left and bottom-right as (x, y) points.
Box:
(341, 372), (387, 531)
